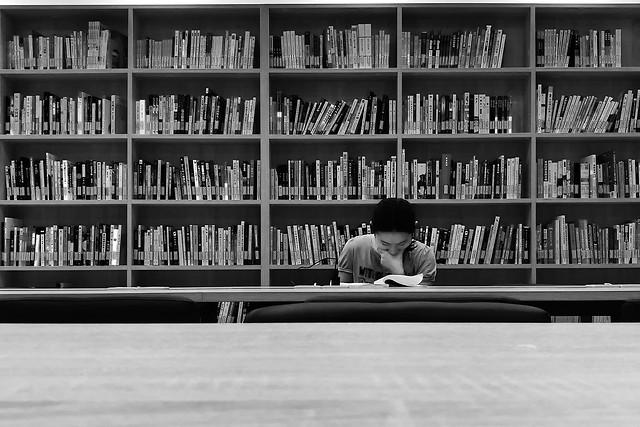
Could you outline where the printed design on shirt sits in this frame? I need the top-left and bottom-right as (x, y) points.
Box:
(357, 266), (384, 283)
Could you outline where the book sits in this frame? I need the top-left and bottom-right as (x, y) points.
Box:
(339, 273), (424, 288)
(374, 273), (424, 286)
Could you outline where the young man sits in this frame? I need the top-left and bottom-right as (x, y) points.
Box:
(338, 198), (436, 285)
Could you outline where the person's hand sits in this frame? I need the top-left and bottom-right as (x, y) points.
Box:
(378, 250), (404, 275)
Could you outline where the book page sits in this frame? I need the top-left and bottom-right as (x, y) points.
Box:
(373, 273), (424, 286)
(339, 283), (389, 288)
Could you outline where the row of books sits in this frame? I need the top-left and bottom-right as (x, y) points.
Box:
(133, 222), (259, 266)
(133, 158), (260, 201)
(5, 92), (124, 135)
(536, 152), (640, 199)
(536, 28), (622, 68)
(401, 26), (506, 69)
(15, 153), (639, 202)
(135, 91), (257, 135)
(403, 93), (513, 135)
(269, 221), (371, 266)
(6, 21), (127, 70)
(537, 216), (640, 264)
(270, 155), (397, 200)
(136, 30), (255, 69)
(536, 85), (640, 133)
(216, 301), (248, 323)
(404, 154), (523, 200)
(1, 218), (122, 266)
(553, 316), (582, 323)
(552, 316), (612, 323)
(268, 215), (529, 266)
(269, 92), (395, 135)
(269, 25), (390, 69)
(5, 155), (127, 201)
(415, 218), (530, 265)
(3, 26), (627, 71)
(7, 218), (639, 267)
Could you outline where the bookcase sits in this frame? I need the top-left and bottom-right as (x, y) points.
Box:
(1, 3), (640, 291)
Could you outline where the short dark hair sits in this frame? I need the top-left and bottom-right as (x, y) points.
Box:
(370, 198), (416, 234)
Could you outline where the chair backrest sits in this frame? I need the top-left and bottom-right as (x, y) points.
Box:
(244, 301), (551, 323)
(305, 294), (529, 304)
(0, 296), (202, 323)
(621, 299), (640, 322)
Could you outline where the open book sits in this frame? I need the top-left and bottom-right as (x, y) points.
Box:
(340, 273), (424, 288)
(374, 273), (424, 287)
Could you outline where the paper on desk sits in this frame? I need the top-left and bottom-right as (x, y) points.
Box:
(340, 273), (425, 288)
(339, 282), (390, 288)
(374, 273), (424, 286)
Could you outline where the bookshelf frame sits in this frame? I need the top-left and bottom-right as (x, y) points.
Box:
(2, 3), (640, 289)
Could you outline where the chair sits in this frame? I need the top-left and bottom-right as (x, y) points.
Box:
(0, 295), (202, 323)
(304, 294), (532, 304)
(620, 299), (640, 322)
(244, 300), (551, 323)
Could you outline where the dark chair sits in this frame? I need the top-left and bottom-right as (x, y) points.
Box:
(620, 299), (640, 322)
(244, 300), (551, 323)
(0, 295), (202, 323)
(305, 294), (531, 304)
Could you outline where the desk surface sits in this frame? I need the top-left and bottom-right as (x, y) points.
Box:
(2, 284), (640, 302)
(2, 323), (640, 426)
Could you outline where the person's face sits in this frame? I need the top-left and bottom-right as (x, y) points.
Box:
(374, 231), (413, 256)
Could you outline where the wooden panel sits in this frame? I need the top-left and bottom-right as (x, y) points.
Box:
(1, 323), (640, 424)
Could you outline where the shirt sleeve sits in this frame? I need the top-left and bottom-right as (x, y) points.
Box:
(411, 244), (437, 285)
(337, 237), (355, 274)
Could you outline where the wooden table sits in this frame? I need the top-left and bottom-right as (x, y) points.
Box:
(2, 284), (640, 302)
(1, 323), (639, 426)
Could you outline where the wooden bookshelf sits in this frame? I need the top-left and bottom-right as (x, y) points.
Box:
(2, 3), (640, 290)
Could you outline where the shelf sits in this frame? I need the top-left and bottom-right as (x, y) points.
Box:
(131, 265), (261, 271)
(0, 135), (128, 143)
(0, 200), (128, 207)
(269, 68), (397, 76)
(269, 134), (397, 142)
(269, 199), (381, 206)
(535, 133), (640, 140)
(131, 134), (260, 143)
(1, 3), (639, 289)
(402, 133), (531, 140)
(132, 69), (260, 77)
(0, 266), (127, 271)
(434, 264), (531, 270)
(1, 69), (129, 77)
(269, 264), (335, 270)
(131, 200), (261, 206)
(536, 198), (640, 205)
(411, 199), (533, 206)
(536, 264), (640, 269)
(401, 67), (532, 77)
(535, 67), (640, 76)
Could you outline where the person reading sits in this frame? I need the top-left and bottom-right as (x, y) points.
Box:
(337, 198), (436, 285)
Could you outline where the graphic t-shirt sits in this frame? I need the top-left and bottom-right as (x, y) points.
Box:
(337, 234), (437, 284)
